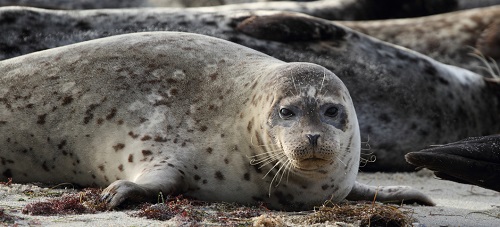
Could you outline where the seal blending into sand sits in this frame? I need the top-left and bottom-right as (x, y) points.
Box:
(0, 32), (434, 210)
(1, 8), (500, 171)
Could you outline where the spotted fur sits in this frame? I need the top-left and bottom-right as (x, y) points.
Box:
(340, 5), (500, 75)
(0, 32), (433, 210)
(1, 8), (499, 171)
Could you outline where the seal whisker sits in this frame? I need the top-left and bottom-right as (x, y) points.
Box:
(359, 155), (377, 167)
(285, 160), (293, 184)
(469, 48), (500, 79)
(247, 150), (284, 158)
(256, 153), (286, 169)
(292, 75), (300, 95)
(262, 154), (287, 180)
(250, 152), (283, 167)
(318, 68), (327, 94)
(274, 159), (292, 187)
(266, 156), (289, 197)
(276, 159), (292, 187)
(336, 156), (347, 168)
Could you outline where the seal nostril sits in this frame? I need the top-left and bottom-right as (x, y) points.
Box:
(306, 134), (320, 146)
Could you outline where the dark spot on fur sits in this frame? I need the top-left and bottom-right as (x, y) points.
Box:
(57, 140), (67, 150)
(437, 77), (449, 85)
(62, 96), (73, 105)
(106, 108), (117, 120)
(97, 118), (104, 125)
(178, 169), (185, 175)
(142, 150), (152, 156)
(75, 21), (91, 31)
(117, 120), (124, 125)
(128, 131), (139, 139)
(215, 171), (225, 180)
(98, 165), (105, 172)
(113, 143), (125, 151)
(244, 173), (250, 181)
(37, 114), (47, 124)
(378, 113), (391, 123)
(194, 175), (201, 181)
(200, 126), (208, 132)
(210, 73), (218, 81)
(128, 154), (134, 162)
(224, 158), (229, 164)
(321, 184), (329, 190)
(418, 130), (429, 136)
(202, 179), (207, 184)
(118, 164), (123, 171)
(206, 147), (213, 154)
(42, 161), (50, 172)
(141, 135), (152, 141)
(170, 88), (178, 96)
(168, 163), (175, 167)
(154, 136), (168, 142)
(424, 64), (437, 77)
(83, 103), (99, 124)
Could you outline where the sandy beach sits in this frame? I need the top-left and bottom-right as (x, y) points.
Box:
(1, 169), (499, 226)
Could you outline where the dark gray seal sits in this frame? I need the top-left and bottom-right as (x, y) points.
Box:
(1, 8), (500, 171)
(406, 135), (500, 192)
(0, 31), (434, 210)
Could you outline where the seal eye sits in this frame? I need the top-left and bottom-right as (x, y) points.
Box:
(279, 108), (295, 119)
(324, 107), (339, 118)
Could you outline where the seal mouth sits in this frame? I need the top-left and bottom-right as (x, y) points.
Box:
(293, 158), (331, 171)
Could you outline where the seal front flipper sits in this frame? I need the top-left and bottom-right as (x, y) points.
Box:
(235, 12), (346, 42)
(406, 135), (500, 192)
(346, 182), (435, 206)
(101, 166), (187, 209)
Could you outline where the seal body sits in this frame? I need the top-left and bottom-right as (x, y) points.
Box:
(0, 32), (434, 209)
(340, 5), (500, 75)
(1, 8), (499, 171)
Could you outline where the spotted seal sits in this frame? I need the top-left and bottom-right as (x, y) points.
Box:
(0, 0), (464, 19)
(340, 5), (500, 75)
(0, 32), (434, 210)
(1, 8), (500, 171)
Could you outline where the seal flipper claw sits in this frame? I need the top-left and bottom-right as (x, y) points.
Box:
(346, 182), (435, 206)
(101, 180), (150, 209)
(406, 135), (500, 192)
(100, 167), (186, 209)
